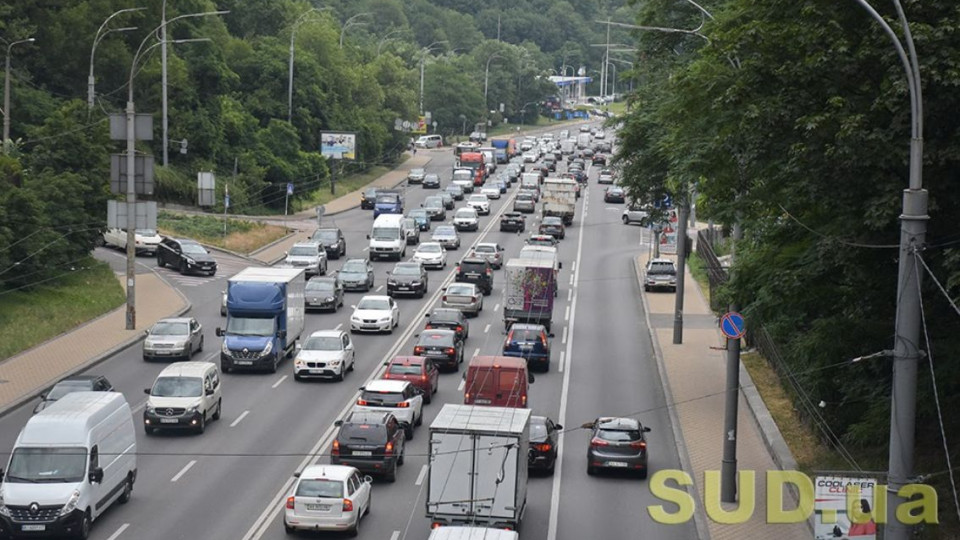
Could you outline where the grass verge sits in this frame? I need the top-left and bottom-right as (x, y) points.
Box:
(0, 258), (125, 361)
(296, 163), (397, 210)
(157, 212), (289, 255)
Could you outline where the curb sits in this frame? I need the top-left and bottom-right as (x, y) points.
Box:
(249, 231), (299, 259)
(200, 243), (264, 265)
(0, 270), (193, 418)
(634, 255), (712, 540)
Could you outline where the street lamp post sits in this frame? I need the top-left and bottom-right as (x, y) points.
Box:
(88, 8), (142, 112)
(418, 41), (447, 115)
(339, 12), (370, 49)
(484, 53), (503, 110)
(376, 28), (403, 56)
(3, 37), (35, 150)
(288, 8), (328, 123)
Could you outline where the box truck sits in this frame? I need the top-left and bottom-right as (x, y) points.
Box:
(541, 178), (578, 225)
(503, 257), (557, 331)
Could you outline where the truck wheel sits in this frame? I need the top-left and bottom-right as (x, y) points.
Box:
(268, 357), (278, 373)
(118, 476), (133, 504)
(196, 414), (206, 434)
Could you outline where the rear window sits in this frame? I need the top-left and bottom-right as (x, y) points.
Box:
(296, 479), (343, 498)
(339, 423), (387, 444)
(597, 429), (642, 442)
(648, 263), (675, 275)
(387, 364), (422, 375)
(459, 261), (487, 273)
(509, 328), (542, 342)
(418, 332), (453, 346)
(360, 390), (405, 405)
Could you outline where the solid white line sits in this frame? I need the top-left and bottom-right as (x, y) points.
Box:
(561, 326), (568, 344)
(334, 323), (342, 331)
(230, 410), (250, 428)
(271, 375), (287, 389)
(390, 532), (401, 540)
(564, 305), (570, 321)
(171, 460), (196, 482)
(362, 246), (369, 251)
(458, 378), (466, 392)
(493, 303), (500, 311)
(484, 324), (491, 333)
(567, 289), (573, 302)
(473, 348), (480, 358)
(415, 465), (429, 486)
(559, 351), (566, 373)
(376, 285), (384, 292)
(104, 524), (129, 540)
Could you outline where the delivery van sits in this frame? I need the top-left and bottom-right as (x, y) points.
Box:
(463, 356), (533, 408)
(368, 214), (407, 261)
(0, 392), (137, 538)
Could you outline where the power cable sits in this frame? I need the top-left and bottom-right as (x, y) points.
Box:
(777, 203), (899, 249)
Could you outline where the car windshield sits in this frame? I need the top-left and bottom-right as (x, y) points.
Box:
(598, 428), (642, 442)
(372, 227), (400, 241)
(303, 336), (342, 351)
(289, 246), (316, 256)
(339, 423), (387, 444)
(455, 209), (475, 218)
(425, 198), (443, 208)
(409, 210), (427, 219)
(377, 195), (398, 204)
(225, 316), (275, 337)
(296, 479), (343, 498)
(150, 321), (189, 336)
(419, 244), (442, 253)
(418, 332), (453, 346)
(648, 262), (676, 275)
(357, 298), (390, 310)
(517, 194), (533, 201)
(135, 229), (157, 236)
(469, 195), (487, 202)
(425, 174), (439, 182)
(453, 171), (472, 182)
(306, 280), (335, 291)
(151, 376), (203, 398)
(360, 390), (405, 405)
(434, 227), (455, 236)
(393, 265), (420, 275)
(313, 230), (339, 241)
(364, 189), (377, 198)
(181, 243), (207, 255)
(447, 284), (474, 295)
(428, 310), (459, 323)
(411, 168), (425, 175)
(388, 364), (422, 375)
(6, 447), (87, 483)
(403, 219), (416, 229)
(46, 380), (93, 400)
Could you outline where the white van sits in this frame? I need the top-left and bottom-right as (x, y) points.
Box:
(416, 135), (443, 148)
(577, 132), (592, 149)
(478, 147), (497, 174)
(368, 214), (407, 261)
(428, 526), (519, 540)
(143, 361), (222, 434)
(1, 392), (137, 538)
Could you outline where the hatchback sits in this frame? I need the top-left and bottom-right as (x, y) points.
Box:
(423, 196), (446, 221)
(331, 411), (405, 482)
(438, 190), (455, 210)
(338, 258), (375, 292)
(445, 183), (465, 200)
(598, 170), (615, 184)
(586, 417), (651, 478)
(499, 212), (526, 232)
(407, 167), (426, 184)
(442, 283), (483, 317)
(467, 194), (491, 215)
(423, 173), (441, 188)
(645, 258), (678, 292)
(513, 193), (536, 214)
(539, 216), (566, 240)
(283, 465), (371, 536)
(453, 207), (480, 232)
(525, 234), (559, 248)
(604, 186), (626, 203)
(305, 276), (344, 312)
(501, 323), (552, 372)
(529, 416), (563, 475)
(382, 356), (439, 404)
(412, 329), (463, 371)
(408, 208), (431, 231)
(470, 242), (504, 269)
(423, 308), (469, 342)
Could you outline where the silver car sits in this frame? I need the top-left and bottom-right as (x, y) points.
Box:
(407, 167), (426, 184)
(143, 317), (203, 361)
(431, 225), (461, 250)
(622, 204), (649, 225)
(441, 283), (483, 317)
(513, 193), (536, 213)
(470, 242), (504, 269)
(284, 242), (328, 276)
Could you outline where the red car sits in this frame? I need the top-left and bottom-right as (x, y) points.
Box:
(382, 356), (439, 404)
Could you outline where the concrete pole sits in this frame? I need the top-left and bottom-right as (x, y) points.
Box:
(161, 0), (169, 167)
(672, 203), (687, 344)
(720, 221), (743, 502)
(124, 96), (137, 330)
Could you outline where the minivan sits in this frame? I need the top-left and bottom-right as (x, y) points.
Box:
(367, 214), (407, 261)
(143, 361), (222, 434)
(1, 392), (137, 539)
(416, 134), (443, 148)
(463, 356), (533, 408)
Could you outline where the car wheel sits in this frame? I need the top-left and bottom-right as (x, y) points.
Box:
(415, 411), (423, 426)
(221, 361), (231, 374)
(404, 424), (414, 440)
(365, 495), (372, 515)
(195, 413), (206, 434)
(118, 476), (133, 504)
(424, 389), (432, 405)
(348, 357), (355, 372)
(77, 510), (92, 540)
(198, 336), (204, 353)
(268, 357), (278, 374)
(385, 466), (397, 483)
(336, 367), (344, 382)
(638, 468), (648, 480)
(212, 399), (221, 421)
(284, 522), (295, 535)
(294, 372), (303, 381)
(156, 255), (164, 268)
(622, 215), (629, 224)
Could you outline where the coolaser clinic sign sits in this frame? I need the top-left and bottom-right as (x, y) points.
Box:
(814, 476), (877, 539)
(320, 132), (356, 160)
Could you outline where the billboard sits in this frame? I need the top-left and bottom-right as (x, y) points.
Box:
(814, 476), (878, 539)
(320, 131), (356, 160)
(411, 116), (427, 134)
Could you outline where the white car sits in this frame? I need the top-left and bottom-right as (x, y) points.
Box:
(411, 241), (447, 269)
(283, 464), (371, 536)
(452, 178), (474, 194)
(453, 207), (480, 232)
(480, 185), (501, 200)
(143, 361), (222, 435)
(102, 227), (162, 255)
(350, 295), (399, 334)
(284, 242), (328, 276)
(622, 204), (650, 225)
(522, 151), (538, 163)
(294, 330), (355, 381)
(355, 380), (423, 439)
(466, 194), (491, 215)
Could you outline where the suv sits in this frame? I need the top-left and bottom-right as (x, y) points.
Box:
(332, 411), (406, 482)
(502, 323), (552, 372)
(143, 361), (222, 434)
(455, 257), (494, 295)
(424, 308), (469, 342)
(284, 242), (327, 276)
(644, 258), (678, 292)
(310, 227), (347, 259)
(355, 380), (424, 440)
(157, 237), (218, 275)
(500, 212), (526, 232)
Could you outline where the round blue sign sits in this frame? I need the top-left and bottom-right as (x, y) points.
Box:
(720, 312), (746, 339)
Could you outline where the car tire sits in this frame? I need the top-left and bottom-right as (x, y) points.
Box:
(268, 357), (278, 374)
(118, 476), (133, 504)
(77, 510), (92, 540)
(179, 260), (188, 275)
(622, 215), (629, 224)
(404, 424), (414, 440)
(156, 254), (164, 268)
(336, 368), (344, 382)
(385, 466), (397, 483)
(587, 465), (597, 476)
(198, 336), (204, 353)
(415, 411), (423, 426)
(221, 362), (231, 374)
(424, 389), (432, 405)
(196, 414), (206, 434)
(212, 399), (221, 421)
(638, 468), (648, 480)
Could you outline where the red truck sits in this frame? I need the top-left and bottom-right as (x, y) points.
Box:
(458, 152), (487, 186)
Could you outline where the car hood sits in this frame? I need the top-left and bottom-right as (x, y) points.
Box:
(145, 335), (189, 346)
(305, 289), (336, 299)
(224, 335), (270, 350)
(432, 233), (456, 240)
(353, 308), (391, 319)
(183, 251), (214, 263)
(339, 272), (366, 281)
(297, 350), (346, 362)
(414, 252), (443, 260)
(148, 395), (203, 409)
(2, 482), (81, 506)
(390, 274), (422, 283)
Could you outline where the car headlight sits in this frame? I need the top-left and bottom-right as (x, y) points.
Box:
(261, 341), (273, 356)
(146, 406), (156, 415)
(410, 281), (422, 286)
(388, 280), (398, 286)
(144, 340), (155, 348)
(60, 489), (81, 516)
(325, 296), (334, 302)
(378, 317), (391, 323)
(221, 341), (230, 353)
(185, 258), (196, 265)
(0, 489), (9, 517)
(175, 340), (188, 350)
(351, 316), (362, 322)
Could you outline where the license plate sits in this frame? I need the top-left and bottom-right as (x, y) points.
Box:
(306, 504), (331, 511)
(235, 360), (253, 366)
(466, 273), (479, 278)
(520, 345), (533, 351)
(605, 461), (629, 468)
(22, 525), (45, 532)
(310, 369), (325, 374)
(475, 398), (492, 404)
(159, 418), (179, 424)
(352, 451), (372, 457)
(398, 287), (409, 290)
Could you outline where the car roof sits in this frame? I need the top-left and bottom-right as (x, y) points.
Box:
(358, 295), (391, 302)
(344, 410), (392, 424)
(308, 330), (344, 338)
(291, 242), (321, 248)
(429, 308), (463, 319)
(510, 323), (546, 332)
(459, 257), (487, 264)
(158, 361), (214, 378)
(300, 464), (355, 481)
(597, 417), (641, 430)
(157, 317), (193, 324)
(364, 379), (410, 392)
(421, 328), (456, 337)
(342, 258), (369, 264)
(650, 258), (675, 265)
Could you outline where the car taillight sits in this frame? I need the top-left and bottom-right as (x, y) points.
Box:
(541, 334), (548, 347)
(286, 496), (295, 509)
(534, 443), (552, 452)
(442, 296), (448, 302)
(445, 347), (455, 355)
(590, 437), (609, 447)
(396, 401), (410, 408)
(630, 440), (647, 450)
(470, 296), (478, 303)
(455, 266), (460, 273)
(342, 499), (354, 512)
(455, 325), (463, 332)
(357, 399), (368, 406)
(521, 394), (527, 406)
(385, 441), (394, 454)
(332, 440), (340, 456)
(414, 346), (424, 355)
(422, 374), (429, 382)
(425, 324), (433, 330)
(383, 372), (391, 379)
(465, 392), (471, 401)
(486, 268), (492, 275)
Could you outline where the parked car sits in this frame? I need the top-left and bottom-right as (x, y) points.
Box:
(382, 356), (439, 404)
(355, 380), (423, 440)
(294, 329), (355, 381)
(142, 317), (203, 362)
(529, 415), (562, 474)
(283, 464), (371, 535)
(350, 295), (399, 334)
(455, 257), (493, 295)
(337, 258), (375, 292)
(411, 241), (447, 270)
(143, 361), (222, 434)
(500, 212), (527, 232)
(431, 225), (461, 250)
(539, 216), (566, 240)
(453, 207), (480, 232)
(423, 308), (469, 342)
(501, 323), (552, 372)
(387, 261), (429, 298)
(441, 283), (483, 317)
(310, 227), (347, 259)
(466, 194), (491, 215)
(103, 227), (162, 255)
(360, 188), (379, 210)
(407, 167), (426, 184)
(331, 411), (405, 482)
(156, 237), (218, 275)
(33, 375), (113, 414)
(305, 276), (344, 312)
(469, 242), (504, 269)
(412, 329), (463, 372)
(585, 416), (651, 478)
(284, 242), (328, 277)
(604, 186), (626, 203)
(644, 258), (678, 292)
(423, 173), (441, 188)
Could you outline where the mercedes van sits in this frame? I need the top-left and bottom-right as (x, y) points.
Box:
(367, 214), (407, 261)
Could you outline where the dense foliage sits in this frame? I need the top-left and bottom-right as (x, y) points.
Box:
(616, 0), (960, 505)
(0, 0), (632, 292)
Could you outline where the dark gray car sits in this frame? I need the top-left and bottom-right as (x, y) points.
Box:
(310, 227), (347, 259)
(34, 375), (113, 414)
(337, 258), (375, 291)
(586, 417), (651, 478)
(387, 262), (429, 298)
(305, 276), (344, 311)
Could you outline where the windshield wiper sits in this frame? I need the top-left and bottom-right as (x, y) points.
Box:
(5, 475), (40, 483)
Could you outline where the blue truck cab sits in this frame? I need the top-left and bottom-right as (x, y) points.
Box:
(373, 189), (404, 219)
(217, 267), (305, 373)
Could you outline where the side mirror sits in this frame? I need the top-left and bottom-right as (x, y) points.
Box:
(359, 386), (366, 391)
(334, 420), (343, 427)
(215, 328), (223, 337)
(643, 427), (652, 433)
(205, 388), (214, 396)
(144, 330), (150, 336)
(295, 343), (302, 353)
(366, 234), (371, 239)
(0, 468), (4, 481)
(364, 475), (373, 484)
(284, 251), (288, 256)
(143, 388), (151, 395)
(554, 424), (564, 431)
(558, 262), (563, 269)
(39, 392), (47, 400)
(293, 472), (301, 478)
(277, 329), (287, 339)
(89, 467), (104, 484)
(548, 332), (555, 338)
(423, 313), (430, 318)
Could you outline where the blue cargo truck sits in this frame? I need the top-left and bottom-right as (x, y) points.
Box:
(217, 267), (305, 373)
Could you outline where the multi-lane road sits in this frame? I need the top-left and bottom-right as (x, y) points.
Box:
(0, 125), (697, 540)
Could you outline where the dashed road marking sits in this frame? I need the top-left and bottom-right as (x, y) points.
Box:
(271, 375), (287, 389)
(484, 324), (490, 333)
(415, 465), (429, 486)
(105, 524), (129, 540)
(171, 460), (196, 482)
(230, 410), (250, 427)
(559, 351), (566, 373)
(458, 378), (466, 392)
(562, 326), (568, 344)
(493, 303), (500, 311)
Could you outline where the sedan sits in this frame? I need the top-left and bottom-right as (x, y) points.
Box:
(445, 183), (465, 201)
(441, 283), (483, 317)
(526, 234), (559, 248)
(382, 356), (439, 404)
(412, 329), (464, 371)
(34, 375), (113, 414)
(408, 209), (431, 231)
(586, 417), (651, 478)
(529, 416), (563, 475)
(294, 330), (355, 381)
(407, 167), (426, 184)
(423, 173), (441, 188)
(424, 308), (469, 342)
(283, 465), (371, 536)
(469, 242), (504, 269)
(453, 207), (480, 232)
(142, 317), (203, 362)
(539, 216), (566, 240)
(499, 212), (526, 232)
(466, 194), (491, 215)
(480, 185), (501, 200)
(592, 153), (607, 166)
(337, 258), (375, 292)
(431, 225), (461, 250)
(604, 186), (626, 203)
(350, 295), (400, 334)
(305, 276), (344, 312)
(387, 261), (429, 298)
(411, 242), (447, 270)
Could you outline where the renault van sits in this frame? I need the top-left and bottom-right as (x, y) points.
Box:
(0, 392), (137, 539)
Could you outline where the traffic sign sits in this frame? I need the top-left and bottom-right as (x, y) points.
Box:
(720, 312), (746, 340)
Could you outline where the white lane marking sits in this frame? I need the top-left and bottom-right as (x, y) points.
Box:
(564, 305), (570, 321)
(362, 246), (369, 251)
(568, 274), (574, 286)
(171, 460), (197, 482)
(458, 378), (466, 392)
(334, 323), (342, 331)
(390, 532), (401, 540)
(415, 465), (429, 486)
(484, 324), (491, 333)
(567, 289), (573, 302)
(230, 410), (250, 428)
(271, 375), (287, 389)
(561, 326), (568, 344)
(473, 348), (480, 358)
(571, 260), (576, 273)
(547, 175), (588, 540)
(105, 524), (129, 540)
(559, 351), (566, 373)
(376, 285), (384, 292)
(493, 303), (500, 311)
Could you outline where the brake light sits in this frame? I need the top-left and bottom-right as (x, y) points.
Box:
(396, 401), (410, 408)
(425, 324), (433, 330)
(455, 266), (460, 273)
(342, 499), (354, 512)
(442, 296), (448, 302)
(590, 437), (609, 447)
(540, 334), (548, 347)
(385, 441), (394, 454)
(332, 439), (340, 456)
(521, 394), (527, 406)
(357, 399), (369, 406)
(456, 325), (463, 332)
(414, 346), (424, 355)
(486, 268), (492, 276)
(630, 440), (647, 450)
(286, 496), (295, 509)
(534, 443), (552, 452)
(383, 372), (391, 379)
(445, 348), (455, 355)
(465, 392), (471, 401)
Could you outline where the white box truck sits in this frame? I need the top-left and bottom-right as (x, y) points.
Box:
(541, 177), (578, 225)
(426, 405), (531, 531)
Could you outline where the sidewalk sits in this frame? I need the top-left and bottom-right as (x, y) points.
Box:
(637, 230), (810, 539)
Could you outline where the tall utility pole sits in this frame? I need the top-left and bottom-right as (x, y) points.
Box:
(672, 203), (687, 344)
(3, 37), (35, 150)
(418, 41), (447, 115)
(603, 20), (610, 98)
(161, 0), (170, 167)
(88, 9), (142, 112)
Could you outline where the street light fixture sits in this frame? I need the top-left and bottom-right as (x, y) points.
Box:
(88, 8), (143, 112)
(418, 41), (447, 115)
(484, 53), (504, 109)
(288, 8), (331, 123)
(376, 28), (404, 56)
(339, 12), (371, 49)
(3, 37), (36, 151)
